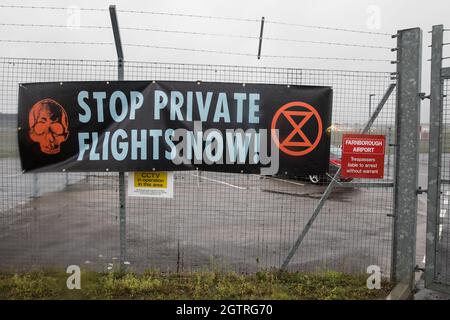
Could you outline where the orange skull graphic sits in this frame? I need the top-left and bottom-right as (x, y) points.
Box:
(28, 99), (69, 155)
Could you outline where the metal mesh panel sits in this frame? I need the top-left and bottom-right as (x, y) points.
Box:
(0, 58), (120, 270)
(438, 79), (450, 284)
(0, 58), (395, 277)
(125, 61), (396, 276)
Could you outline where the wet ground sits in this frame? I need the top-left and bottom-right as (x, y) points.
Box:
(1, 158), (394, 276)
(1, 155), (448, 298)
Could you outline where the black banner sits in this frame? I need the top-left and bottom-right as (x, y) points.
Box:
(18, 81), (332, 175)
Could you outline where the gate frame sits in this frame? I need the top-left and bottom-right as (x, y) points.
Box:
(391, 27), (423, 288)
(425, 24), (450, 293)
(282, 27), (423, 290)
(281, 83), (396, 270)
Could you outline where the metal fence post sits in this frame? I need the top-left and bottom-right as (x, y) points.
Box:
(109, 5), (127, 271)
(391, 28), (422, 287)
(65, 172), (69, 188)
(32, 173), (38, 198)
(425, 24), (444, 288)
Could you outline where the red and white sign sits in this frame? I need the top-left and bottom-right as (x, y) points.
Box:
(341, 134), (385, 179)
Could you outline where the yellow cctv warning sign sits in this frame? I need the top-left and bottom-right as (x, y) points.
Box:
(128, 171), (173, 198)
(134, 172), (168, 188)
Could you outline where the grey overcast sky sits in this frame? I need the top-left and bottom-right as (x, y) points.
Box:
(0, 0), (449, 121)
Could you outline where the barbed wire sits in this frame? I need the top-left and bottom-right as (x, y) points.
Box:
(264, 36), (390, 49)
(118, 9), (259, 23)
(0, 4), (391, 36)
(0, 39), (391, 62)
(0, 23), (110, 30)
(263, 53), (391, 62)
(124, 43), (391, 62)
(265, 19), (391, 36)
(0, 4), (105, 12)
(0, 23), (391, 50)
(124, 43), (255, 57)
(120, 10), (392, 36)
(119, 10), (392, 37)
(0, 39), (112, 46)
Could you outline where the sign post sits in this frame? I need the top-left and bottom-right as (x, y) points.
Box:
(109, 5), (127, 271)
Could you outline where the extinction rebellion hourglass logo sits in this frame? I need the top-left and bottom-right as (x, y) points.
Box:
(271, 101), (323, 157)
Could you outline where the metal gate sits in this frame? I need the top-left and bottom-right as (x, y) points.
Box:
(426, 24), (450, 293)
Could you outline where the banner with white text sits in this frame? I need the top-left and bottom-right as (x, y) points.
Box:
(18, 81), (332, 175)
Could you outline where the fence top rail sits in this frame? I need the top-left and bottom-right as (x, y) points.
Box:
(0, 56), (393, 77)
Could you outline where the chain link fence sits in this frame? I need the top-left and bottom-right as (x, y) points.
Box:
(0, 57), (396, 278)
(436, 79), (450, 285)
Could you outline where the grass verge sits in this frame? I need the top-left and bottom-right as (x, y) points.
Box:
(0, 269), (392, 300)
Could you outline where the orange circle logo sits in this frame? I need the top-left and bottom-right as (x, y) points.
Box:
(271, 101), (323, 157)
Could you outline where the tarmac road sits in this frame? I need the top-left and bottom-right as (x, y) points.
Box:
(0, 155), (444, 285)
(0, 157), (394, 276)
